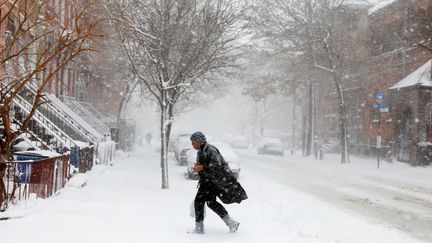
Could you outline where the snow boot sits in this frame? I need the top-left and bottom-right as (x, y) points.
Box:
(191, 221), (204, 234)
(222, 214), (240, 233)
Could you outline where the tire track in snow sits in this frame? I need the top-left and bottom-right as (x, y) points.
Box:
(237, 151), (432, 242)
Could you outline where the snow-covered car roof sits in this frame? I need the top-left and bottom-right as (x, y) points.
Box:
(231, 135), (248, 141)
(211, 142), (239, 161)
(259, 137), (282, 144)
(186, 142), (239, 162)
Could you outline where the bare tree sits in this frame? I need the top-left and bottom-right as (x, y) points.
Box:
(247, 0), (365, 163)
(105, 0), (245, 189)
(242, 73), (279, 138)
(0, 0), (104, 208)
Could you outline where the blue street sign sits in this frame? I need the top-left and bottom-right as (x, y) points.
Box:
(372, 103), (390, 109)
(375, 92), (385, 101)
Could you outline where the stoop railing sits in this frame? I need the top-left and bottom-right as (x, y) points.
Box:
(22, 84), (104, 145)
(12, 94), (79, 149)
(60, 95), (110, 136)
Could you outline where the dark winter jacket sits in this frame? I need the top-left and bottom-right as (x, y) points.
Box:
(197, 143), (248, 204)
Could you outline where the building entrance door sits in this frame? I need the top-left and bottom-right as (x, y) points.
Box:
(399, 116), (412, 162)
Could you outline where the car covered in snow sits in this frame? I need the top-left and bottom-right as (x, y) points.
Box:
(174, 134), (193, 165)
(186, 142), (240, 179)
(257, 137), (284, 156)
(224, 134), (249, 149)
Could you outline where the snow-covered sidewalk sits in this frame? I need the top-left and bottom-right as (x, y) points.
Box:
(0, 147), (428, 243)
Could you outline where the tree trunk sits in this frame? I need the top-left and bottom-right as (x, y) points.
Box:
(253, 100), (259, 145)
(117, 79), (138, 120)
(333, 73), (349, 164)
(160, 91), (169, 189)
(166, 105), (175, 153)
(0, 162), (6, 209)
(291, 90), (297, 155)
(0, 147), (12, 208)
(306, 80), (316, 156)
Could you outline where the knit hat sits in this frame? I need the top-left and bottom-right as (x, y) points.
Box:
(190, 131), (206, 143)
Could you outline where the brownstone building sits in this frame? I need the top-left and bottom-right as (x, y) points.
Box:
(0, 0), (122, 119)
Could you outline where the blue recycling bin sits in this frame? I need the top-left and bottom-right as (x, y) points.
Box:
(70, 147), (80, 167)
(15, 153), (46, 183)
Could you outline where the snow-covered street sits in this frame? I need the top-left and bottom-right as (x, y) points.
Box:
(2, 0), (432, 242)
(238, 150), (432, 242)
(1, 146), (431, 243)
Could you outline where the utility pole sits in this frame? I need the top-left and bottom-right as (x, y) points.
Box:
(377, 110), (382, 169)
(373, 92), (388, 169)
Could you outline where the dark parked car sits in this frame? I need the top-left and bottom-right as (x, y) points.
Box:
(257, 137), (284, 156)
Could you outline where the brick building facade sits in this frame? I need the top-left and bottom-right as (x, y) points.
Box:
(0, 0), (122, 119)
(363, 0), (432, 165)
(312, 0), (432, 165)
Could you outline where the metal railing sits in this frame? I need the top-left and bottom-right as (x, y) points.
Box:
(47, 94), (103, 144)
(22, 84), (103, 145)
(60, 95), (110, 136)
(12, 94), (79, 149)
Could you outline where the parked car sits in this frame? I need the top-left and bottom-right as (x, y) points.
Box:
(168, 133), (178, 152)
(186, 142), (241, 179)
(174, 134), (192, 165)
(225, 135), (249, 149)
(257, 137), (284, 156)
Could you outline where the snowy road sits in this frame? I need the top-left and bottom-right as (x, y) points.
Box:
(0, 146), (430, 243)
(237, 149), (432, 242)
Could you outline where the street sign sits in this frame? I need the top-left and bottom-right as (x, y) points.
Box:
(376, 135), (381, 149)
(375, 92), (385, 101)
(372, 103), (390, 110)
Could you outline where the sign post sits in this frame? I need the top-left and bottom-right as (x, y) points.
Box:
(374, 92), (387, 169)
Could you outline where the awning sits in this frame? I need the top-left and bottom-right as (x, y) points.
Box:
(389, 60), (432, 90)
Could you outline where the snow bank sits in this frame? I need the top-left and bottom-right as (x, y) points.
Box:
(66, 173), (88, 188)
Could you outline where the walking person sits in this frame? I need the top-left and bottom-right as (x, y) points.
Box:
(145, 132), (152, 146)
(189, 131), (248, 234)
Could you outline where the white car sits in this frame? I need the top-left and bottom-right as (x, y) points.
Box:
(174, 134), (192, 165)
(257, 137), (284, 156)
(186, 142), (241, 179)
(225, 135), (249, 149)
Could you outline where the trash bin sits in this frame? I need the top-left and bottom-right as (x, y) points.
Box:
(15, 152), (47, 183)
(70, 147), (80, 167)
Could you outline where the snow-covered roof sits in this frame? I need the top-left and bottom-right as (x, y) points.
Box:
(389, 60), (432, 90)
(73, 140), (91, 148)
(368, 0), (398, 15)
(14, 150), (62, 158)
(344, 0), (377, 6)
